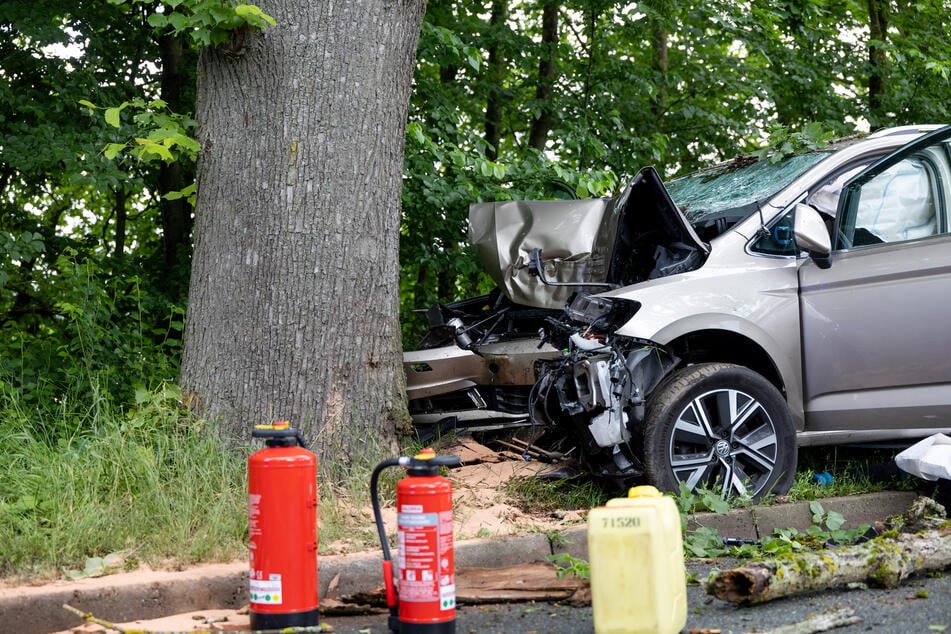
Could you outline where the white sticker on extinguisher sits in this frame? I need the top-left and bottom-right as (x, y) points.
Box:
(250, 578), (283, 605)
(440, 584), (456, 610)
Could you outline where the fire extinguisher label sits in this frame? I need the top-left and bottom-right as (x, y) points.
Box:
(397, 509), (455, 608)
(249, 577), (283, 604)
(440, 584), (456, 610)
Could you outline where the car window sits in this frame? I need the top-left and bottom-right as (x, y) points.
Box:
(838, 153), (947, 248)
(749, 162), (872, 257)
(805, 164), (868, 217)
(750, 208), (797, 255)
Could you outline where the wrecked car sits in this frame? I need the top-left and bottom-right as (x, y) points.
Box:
(405, 124), (951, 498)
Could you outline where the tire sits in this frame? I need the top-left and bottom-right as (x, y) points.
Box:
(643, 362), (797, 500)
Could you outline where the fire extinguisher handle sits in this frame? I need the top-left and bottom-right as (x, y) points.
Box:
(428, 455), (462, 468)
(250, 424), (309, 450)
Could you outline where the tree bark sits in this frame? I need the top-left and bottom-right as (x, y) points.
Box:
(158, 34), (193, 294)
(528, 0), (558, 152)
(484, 0), (507, 161)
(181, 0), (423, 469)
(705, 528), (951, 604)
(866, 0), (889, 128)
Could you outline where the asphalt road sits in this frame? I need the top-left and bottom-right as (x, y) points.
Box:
(320, 559), (951, 634)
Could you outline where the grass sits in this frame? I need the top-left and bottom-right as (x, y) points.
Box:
(502, 473), (610, 515)
(0, 383), (249, 582)
(785, 445), (919, 502)
(0, 381), (396, 581)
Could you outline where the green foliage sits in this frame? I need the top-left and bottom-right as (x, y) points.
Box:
(546, 552), (591, 579)
(80, 97), (200, 163)
(683, 525), (727, 558)
(675, 481), (734, 516)
(109, 0), (276, 48)
(680, 499), (872, 560)
(753, 122), (842, 163)
(0, 249), (185, 437)
(1, 0), (196, 419)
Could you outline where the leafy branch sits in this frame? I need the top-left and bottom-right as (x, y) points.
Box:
(753, 121), (840, 163)
(108, 0), (276, 49)
(79, 98), (199, 204)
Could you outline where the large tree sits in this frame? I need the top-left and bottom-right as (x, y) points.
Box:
(181, 0), (424, 466)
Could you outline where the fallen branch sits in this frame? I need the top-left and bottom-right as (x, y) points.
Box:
(754, 607), (862, 634)
(63, 603), (126, 633)
(704, 528), (951, 604)
(62, 603), (325, 634)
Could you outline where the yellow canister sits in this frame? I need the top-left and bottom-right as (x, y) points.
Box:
(587, 485), (687, 634)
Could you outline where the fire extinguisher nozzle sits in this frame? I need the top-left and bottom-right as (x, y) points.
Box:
(382, 560), (397, 608)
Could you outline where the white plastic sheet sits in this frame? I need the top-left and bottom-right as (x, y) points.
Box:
(895, 433), (951, 481)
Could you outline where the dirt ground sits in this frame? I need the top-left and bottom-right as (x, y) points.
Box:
(55, 437), (586, 633)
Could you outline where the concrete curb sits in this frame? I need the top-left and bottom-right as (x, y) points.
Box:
(1, 491), (918, 634)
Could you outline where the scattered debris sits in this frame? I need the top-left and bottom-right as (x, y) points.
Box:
(889, 495), (948, 534)
(62, 603), (327, 633)
(442, 436), (504, 465)
(455, 562), (586, 603)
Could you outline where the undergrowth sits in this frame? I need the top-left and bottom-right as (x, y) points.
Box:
(0, 254), (259, 582)
(0, 383), (249, 582)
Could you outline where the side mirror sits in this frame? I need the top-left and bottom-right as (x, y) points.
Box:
(793, 203), (832, 269)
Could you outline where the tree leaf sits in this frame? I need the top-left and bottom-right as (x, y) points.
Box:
(235, 4), (277, 27)
(103, 143), (127, 160)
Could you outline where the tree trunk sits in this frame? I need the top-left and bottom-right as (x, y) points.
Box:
(867, 0), (889, 128)
(112, 186), (127, 258)
(181, 0), (423, 470)
(158, 34), (192, 295)
(645, 0), (670, 130)
(528, 0), (558, 151)
(484, 0), (507, 161)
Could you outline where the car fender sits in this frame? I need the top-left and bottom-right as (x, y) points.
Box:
(605, 233), (806, 428)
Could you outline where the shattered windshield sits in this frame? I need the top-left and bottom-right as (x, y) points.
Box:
(666, 152), (830, 224)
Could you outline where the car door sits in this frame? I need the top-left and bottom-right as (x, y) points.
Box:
(798, 125), (951, 438)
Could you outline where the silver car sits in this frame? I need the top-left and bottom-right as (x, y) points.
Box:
(405, 124), (951, 498)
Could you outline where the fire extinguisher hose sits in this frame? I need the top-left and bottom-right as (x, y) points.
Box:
(370, 458), (403, 565)
(370, 457), (404, 629)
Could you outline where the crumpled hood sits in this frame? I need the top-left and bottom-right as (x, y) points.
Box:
(469, 167), (709, 309)
(469, 197), (619, 309)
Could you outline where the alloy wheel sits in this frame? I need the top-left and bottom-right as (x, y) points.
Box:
(667, 387), (780, 498)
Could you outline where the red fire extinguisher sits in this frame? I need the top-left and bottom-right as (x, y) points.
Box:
(371, 449), (461, 633)
(248, 421), (319, 631)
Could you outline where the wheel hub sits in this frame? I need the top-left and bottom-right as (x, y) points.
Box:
(714, 439), (731, 458)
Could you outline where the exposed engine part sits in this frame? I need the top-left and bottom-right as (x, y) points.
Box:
(531, 323), (679, 486)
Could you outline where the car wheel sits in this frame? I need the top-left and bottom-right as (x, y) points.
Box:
(642, 362), (796, 500)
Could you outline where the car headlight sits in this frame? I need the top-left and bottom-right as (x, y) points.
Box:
(564, 293), (641, 333)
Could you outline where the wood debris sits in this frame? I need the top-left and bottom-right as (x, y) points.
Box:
(455, 562), (586, 603)
(326, 562), (587, 613)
